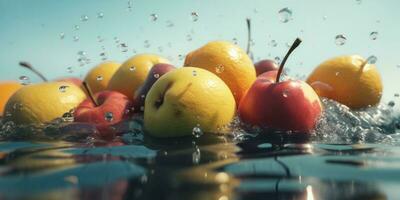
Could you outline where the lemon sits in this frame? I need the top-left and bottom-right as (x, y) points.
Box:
(184, 41), (256, 104)
(307, 55), (383, 109)
(144, 67), (236, 137)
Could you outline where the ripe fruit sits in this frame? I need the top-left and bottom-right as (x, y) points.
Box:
(108, 54), (170, 99)
(55, 77), (83, 86)
(134, 63), (176, 112)
(306, 55), (383, 109)
(239, 38), (322, 133)
(254, 59), (279, 76)
(74, 83), (133, 140)
(4, 82), (87, 125)
(0, 81), (23, 116)
(84, 61), (120, 94)
(184, 41), (256, 104)
(144, 67), (236, 138)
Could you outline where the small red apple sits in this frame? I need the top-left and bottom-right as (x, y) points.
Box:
(74, 83), (133, 140)
(133, 63), (176, 112)
(254, 59), (279, 76)
(239, 38), (322, 133)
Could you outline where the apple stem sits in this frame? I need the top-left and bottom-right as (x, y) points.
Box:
(276, 38), (302, 83)
(82, 82), (99, 107)
(360, 60), (368, 71)
(19, 61), (48, 82)
(246, 18), (251, 55)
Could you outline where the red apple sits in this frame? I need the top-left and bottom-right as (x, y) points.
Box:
(254, 59), (279, 76)
(239, 38), (322, 133)
(74, 88), (133, 140)
(133, 63), (176, 112)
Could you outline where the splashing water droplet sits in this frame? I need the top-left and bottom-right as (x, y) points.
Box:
(282, 90), (289, 98)
(192, 70), (197, 76)
(19, 76), (30, 85)
(150, 13), (158, 21)
(77, 51), (86, 56)
(369, 31), (378, 40)
(73, 36), (79, 42)
(356, 0), (362, 4)
(144, 40), (150, 48)
(274, 56), (281, 64)
(388, 101), (395, 107)
(278, 8), (292, 23)
(97, 12), (104, 19)
(186, 34), (192, 41)
(394, 93), (399, 97)
(215, 65), (224, 73)
(60, 32), (65, 40)
(67, 67), (73, 73)
(335, 72), (340, 76)
(269, 40), (278, 47)
(192, 124), (203, 138)
(96, 76), (103, 81)
(178, 54), (184, 60)
(323, 16), (328, 20)
(129, 66), (136, 71)
(81, 15), (89, 22)
(74, 25), (80, 31)
(366, 55), (377, 64)
(166, 20), (174, 27)
(153, 73), (160, 79)
(232, 38), (238, 44)
(335, 34), (347, 46)
(104, 112), (114, 122)
(158, 46), (163, 52)
(59, 85), (69, 93)
(191, 12), (199, 21)
(192, 147), (201, 164)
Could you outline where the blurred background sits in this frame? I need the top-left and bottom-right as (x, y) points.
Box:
(0, 0), (399, 101)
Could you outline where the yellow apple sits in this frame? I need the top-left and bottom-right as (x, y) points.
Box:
(144, 67), (236, 138)
(0, 81), (23, 116)
(84, 61), (120, 94)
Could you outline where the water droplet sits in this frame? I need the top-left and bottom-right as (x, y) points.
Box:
(278, 7), (292, 23)
(192, 147), (201, 164)
(104, 112), (114, 122)
(13, 103), (23, 110)
(191, 12), (199, 21)
(282, 90), (289, 98)
(323, 16), (328, 20)
(335, 71), (340, 76)
(178, 54), (184, 60)
(356, 0), (362, 4)
(394, 93), (399, 97)
(96, 76), (103, 81)
(59, 32), (65, 40)
(73, 36), (79, 42)
(366, 55), (377, 64)
(232, 38), (238, 44)
(192, 70), (197, 76)
(19, 76), (30, 85)
(369, 31), (378, 40)
(285, 42), (291, 48)
(192, 124), (203, 138)
(186, 34), (192, 41)
(97, 12), (104, 19)
(153, 73), (160, 79)
(274, 56), (281, 64)
(397, 64), (400, 68)
(74, 25), (80, 31)
(97, 36), (104, 42)
(67, 67), (73, 73)
(388, 101), (395, 107)
(268, 40), (278, 47)
(335, 34), (347, 46)
(129, 66), (136, 71)
(144, 40), (150, 48)
(59, 85), (69, 93)
(77, 51), (86, 56)
(81, 15), (89, 22)
(150, 13), (158, 21)
(166, 20), (174, 27)
(127, 0), (133, 12)
(158, 46), (163, 52)
(215, 65), (224, 73)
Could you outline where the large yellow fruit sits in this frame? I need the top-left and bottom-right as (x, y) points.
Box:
(144, 67), (236, 138)
(4, 82), (87, 124)
(0, 81), (23, 116)
(84, 61), (120, 94)
(307, 55), (383, 109)
(184, 41), (256, 104)
(107, 54), (170, 99)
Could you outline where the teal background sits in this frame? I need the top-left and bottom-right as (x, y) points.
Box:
(0, 0), (399, 100)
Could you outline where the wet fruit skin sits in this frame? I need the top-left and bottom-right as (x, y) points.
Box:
(144, 67), (236, 138)
(84, 61), (121, 94)
(184, 41), (256, 105)
(254, 59), (279, 76)
(307, 55), (383, 109)
(239, 70), (323, 133)
(0, 81), (23, 116)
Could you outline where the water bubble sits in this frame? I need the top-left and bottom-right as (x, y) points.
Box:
(77, 51), (86, 56)
(166, 20), (174, 27)
(192, 147), (201, 164)
(100, 52), (107, 59)
(96, 76), (103, 81)
(274, 56), (281, 64)
(59, 85), (69, 93)
(366, 55), (377, 64)
(129, 66), (136, 71)
(153, 73), (160, 79)
(74, 25), (80, 31)
(388, 101), (395, 107)
(191, 12), (199, 21)
(178, 54), (185, 60)
(104, 112), (114, 122)
(335, 34), (347, 46)
(369, 31), (378, 40)
(192, 70), (197, 76)
(144, 40), (150, 48)
(19, 76), (30, 85)
(232, 38), (238, 44)
(59, 32), (65, 40)
(278, 7), (292, 23)
(215, 65), (224, 73)
(192, 124), (203, 138)
(97, 12), (104, 19)
(268, 40), (278, 47)
(150, 13), (158, 21)
(81, 15), (89, 22)
(67, 67), (73, 73)
(73, 36), (79, 42)
(186, 34), (193, 41)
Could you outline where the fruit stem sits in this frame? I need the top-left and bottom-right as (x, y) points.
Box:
(246, 18), (251, 55)
(360, 59), (368, 71)
(19, 61), (48, 82)
(82, 82), (99, 107)
(276, 38), (302, 83)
